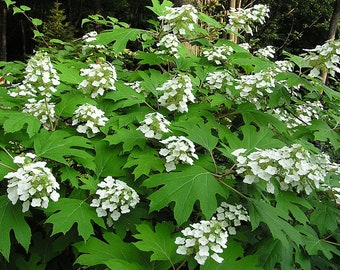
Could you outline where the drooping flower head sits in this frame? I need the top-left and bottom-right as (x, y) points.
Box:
(137, 112), (171, 140)
(72, 103), (108, 137)
(175, 218), (228, 265)
(9, 51), (60, 98)
(5, 153), (60, 212)
(90, 176), (140, 226)
(158, 4), (198, 35)
(159, 136), (198, 171)
(78, 62), (117, 98)
(23, 98), (56, 130)
(232, 144), (340, 195)
(157, 74), (195, 113)
(227, 4), (270, 35)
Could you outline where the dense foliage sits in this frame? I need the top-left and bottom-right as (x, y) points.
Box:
(0, 0), (340, 269)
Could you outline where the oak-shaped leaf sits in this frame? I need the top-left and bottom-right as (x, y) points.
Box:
(74, 232), (148, 268)
(248, 199), (303, 248)
(45, 198), (105, 241)
(143, 165), (227, 225)
(0, 195), (31, 261)
(134, 222), (181, 266)
(34, 129), (94, 165)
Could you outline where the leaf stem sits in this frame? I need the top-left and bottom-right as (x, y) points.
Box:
(176, 258), (188, 270)
(320, 238), (340, 247)
(217, 177), (248, 200)
(0, 162), (16, 171)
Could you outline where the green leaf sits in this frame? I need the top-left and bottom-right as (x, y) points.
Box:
(19, 5), (30, 11)
(124, 148), (164, 179)
(94, 141), (127, 178)
(248, 199), (303, 248)
(33, 129), (94, 165)
(310, 201), (339, 236)
(220, 124), (285, 160)
(105, 125), (146, 152)
(143, 166), (227, 225)
(255, 238), (297, 270)
(236, 103), (288, 131)
(308, 120), (340, 149)
(54, 63), (83, 84)
(4, 0), (16, 8)
(1, 110), (41, 137)
(45, 198), (105, 241)
(198, 12), (222, 28)
(134, 223), (181, 264)
(96, 28), (143, 53)
(202, 240), (263, 270)
(31, 18), (43, 26)
(104, 259), (145, 270)
(276, 192), (312, 225)
(75, 232), (147, 268)
(297, 225), (340, 259)
(173, 122), (218, 152)
(0, 195), (31, 261)
(60, 167), (81, 188)
(147, 0), (173, 16)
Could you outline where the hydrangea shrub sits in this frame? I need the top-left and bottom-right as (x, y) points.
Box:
(0, 0), (339, 269)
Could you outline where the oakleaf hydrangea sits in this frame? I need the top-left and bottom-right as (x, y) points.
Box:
(227, 4), (270, 35)
(5, 153), (60, 212)
(303, 39), (340, 77)
(202, 44), (234, 65)
(273, 101), (323, 128)
(215, 202), (250, 235)
(204, 70), (234, 95)
(23, 98), (56, 130)
(72, 103), (108, 137)
(159, 136), (198, 172)
(158, 4), (198, 35)
(232, 144), (340, 195)
(137, 112), (171, 139)
(175, 218), (228, 265)
(81, 31), (106, 54)
(156, 33), (181, 58)
(9, 51), (60, 98)
(78, 62), (117, 98)
(254, 45), (275, 59)
(90, 176), (140, 226)
(157, 74), (195, 113)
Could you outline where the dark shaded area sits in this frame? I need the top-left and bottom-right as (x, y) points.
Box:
(5, 0), (154, 61)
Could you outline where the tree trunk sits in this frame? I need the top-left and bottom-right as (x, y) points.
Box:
(0, 1), (7, 61)
(322, 0), (340, 84)
(327, 0), (340, 40)
(229, 0), (242, 43)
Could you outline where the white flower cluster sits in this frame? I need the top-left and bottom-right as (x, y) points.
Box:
(137, 112), (171, 139)
(304, 39), (340, 77)
(156, 33), (181, 58)
(157, 74), (195, 113)
(158, 4), (198, 35)
(273, 101), (323, 128)
(202, 44), (234, 65)
(273, 60), (294, 73)
(81, 31), (106, 54)
(90, 176), (140, 226)
(72, 103), (108, 137)
(159, 136), (198, 172)
(78, 62), (117, 98)
(227, 4), (270, 35)
(234, 70), (275, 108)
(204, 70), (234, 94)
(254, 45), (275, 59)
(215, 202), (250, 235)
(4, 153), (60, 212)
(175, 218), (228, 265)
(9, 51), (60, 98)
(23, 98), (56, 130)
(8, 51), (59, 129)
(232, 144), (340, 195)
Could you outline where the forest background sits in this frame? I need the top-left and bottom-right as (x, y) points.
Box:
(0, 0), (339, 61)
